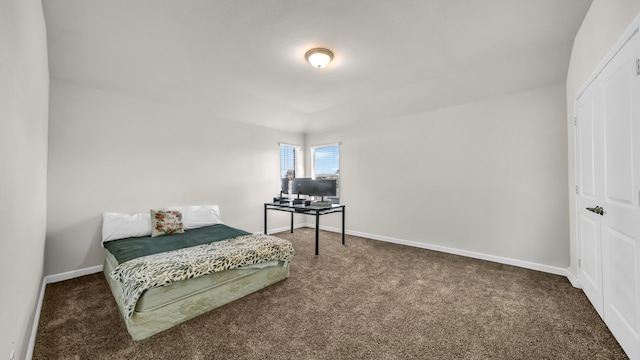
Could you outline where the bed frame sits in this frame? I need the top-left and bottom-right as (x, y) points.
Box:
(103, 250), (290, 340)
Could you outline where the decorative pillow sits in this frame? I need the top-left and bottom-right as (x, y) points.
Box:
(167, 205), (224, 230)
(150, 209), (185, 238)
(102, 212), (152, 245)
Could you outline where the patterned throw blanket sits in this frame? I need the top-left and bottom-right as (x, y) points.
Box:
(109, 234), (295, 318)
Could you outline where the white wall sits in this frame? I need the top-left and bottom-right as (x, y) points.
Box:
(566, 1), (640, 278)
(307, 84), (570, 269)
(46, 80), (303, 275)
(0, 0), (49, 358)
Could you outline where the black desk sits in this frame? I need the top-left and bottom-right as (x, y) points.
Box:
(264, 202), (345, 255)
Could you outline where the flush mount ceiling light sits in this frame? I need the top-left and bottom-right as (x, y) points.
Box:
(305, 48), (333, 69)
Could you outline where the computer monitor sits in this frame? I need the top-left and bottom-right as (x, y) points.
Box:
(311, 180), (337, 197)
(291, 178), (336, 200)
(292, 178), (312, 196)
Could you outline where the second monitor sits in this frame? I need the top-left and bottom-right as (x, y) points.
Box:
(291, 178), (337, 200)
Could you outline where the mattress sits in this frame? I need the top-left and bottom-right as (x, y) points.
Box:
(104, 249), (283, 313)
(103, 237), (291, 340)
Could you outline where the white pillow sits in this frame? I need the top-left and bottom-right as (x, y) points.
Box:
(167, 205), (224, 230)
(102, 212), (152, 244)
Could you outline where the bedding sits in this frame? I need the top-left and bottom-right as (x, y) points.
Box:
(101, 205), (224, 244)
(104, 224), (249, 263)
(102, 212), (152, 243)
(102, 211), (294, 340)
(110, 233), (295, 318)
(166, 205), (224, 229)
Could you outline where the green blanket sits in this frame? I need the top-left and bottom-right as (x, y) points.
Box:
(104, 224), (250, 264)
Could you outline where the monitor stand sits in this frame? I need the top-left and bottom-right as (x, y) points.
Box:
(293, 194), (310, 206)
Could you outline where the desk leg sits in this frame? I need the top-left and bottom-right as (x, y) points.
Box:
(290, 212), (294, 233)
(342, 208), (345, 245)
(264, 205), (267, 235)
(315, 212), (320, 256)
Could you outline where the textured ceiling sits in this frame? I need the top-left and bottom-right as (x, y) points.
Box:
(43, 0), (592, 134)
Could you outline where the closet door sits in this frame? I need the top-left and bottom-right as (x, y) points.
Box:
(599, 31), (640, 359)
(576, 78), (604, 317)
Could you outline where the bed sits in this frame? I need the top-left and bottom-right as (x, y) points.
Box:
(101, 206), (294, 340)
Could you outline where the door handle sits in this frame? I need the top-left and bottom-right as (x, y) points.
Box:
(586, 206), (605, 216)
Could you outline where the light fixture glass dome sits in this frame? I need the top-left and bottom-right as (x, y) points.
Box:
(305, 48), (333, 68)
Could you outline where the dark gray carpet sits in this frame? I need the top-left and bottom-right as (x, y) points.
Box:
(33, 228), (628, 359)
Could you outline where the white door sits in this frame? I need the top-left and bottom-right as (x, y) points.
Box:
(576, 78), (604, 317)
(599, 31), (640, 359)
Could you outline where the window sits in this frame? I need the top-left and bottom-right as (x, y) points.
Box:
(311, 143), (340, 203)
(279, 144), (300, 194)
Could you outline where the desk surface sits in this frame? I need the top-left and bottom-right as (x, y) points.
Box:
(265, 201), (345, 213)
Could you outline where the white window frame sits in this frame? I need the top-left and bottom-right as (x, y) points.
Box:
(279, 143), (302, 195)
(310, 143), (340, 201)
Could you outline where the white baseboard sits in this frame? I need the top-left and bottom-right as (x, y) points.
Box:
(27, 264), (104, 360)
(302, 223), (571, 278)
(44, 264), (103, 284)
(566, 270), (581, 288)
(25, 278), (47, 360)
